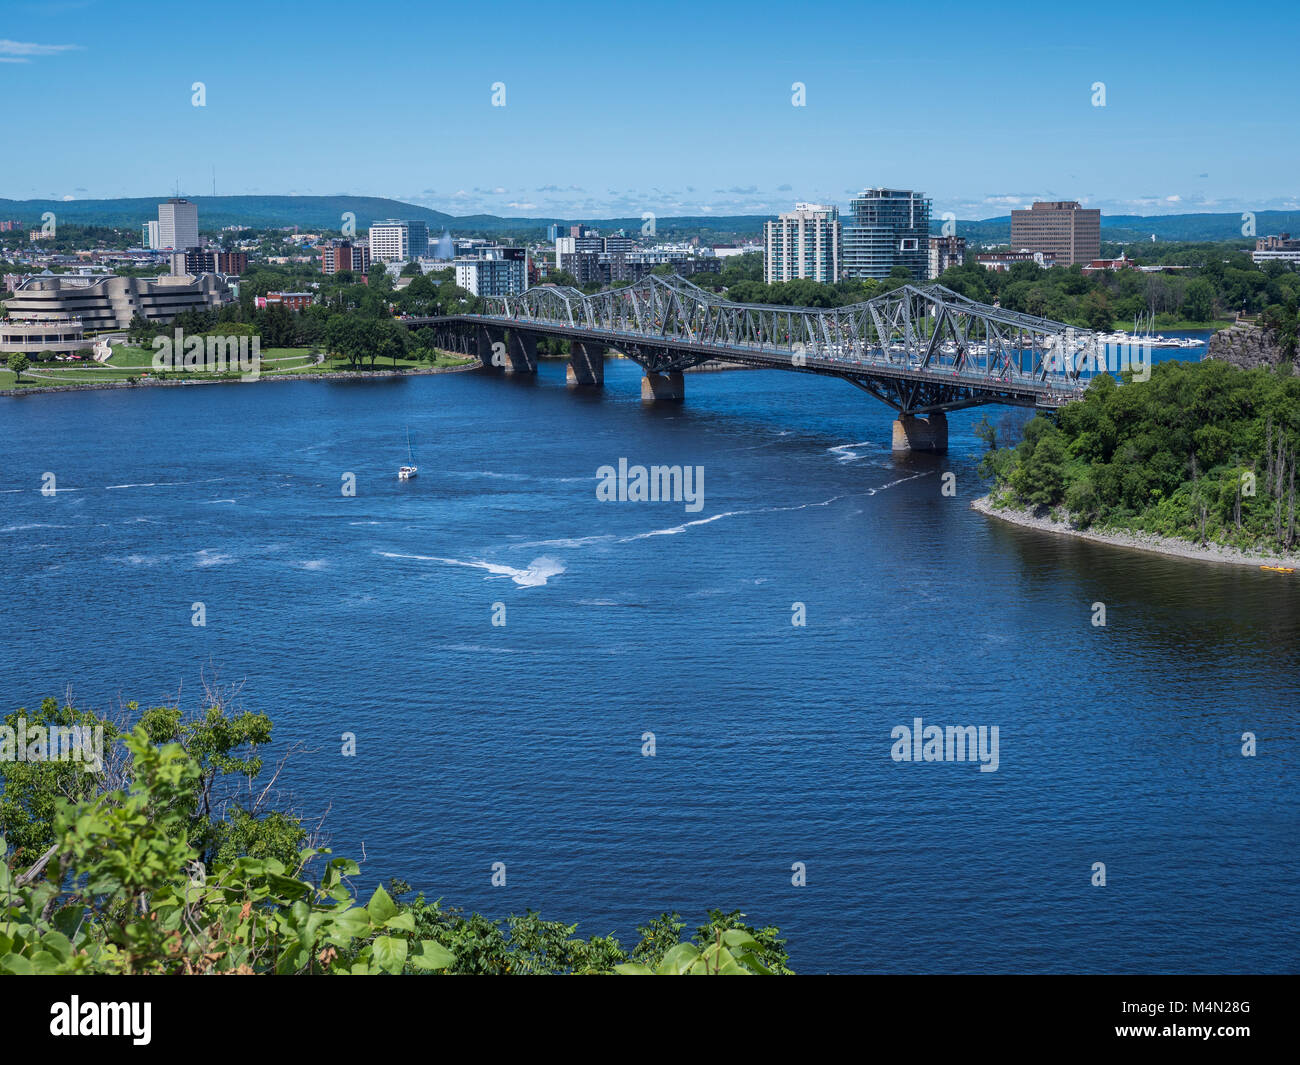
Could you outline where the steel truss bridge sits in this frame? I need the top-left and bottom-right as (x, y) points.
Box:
(408, 273), (1104, 451)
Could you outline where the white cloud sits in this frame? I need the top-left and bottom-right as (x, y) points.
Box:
(0, 39), (81, 62)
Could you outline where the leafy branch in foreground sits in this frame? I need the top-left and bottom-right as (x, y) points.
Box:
(1, 706), (790, 974)
(0, 729), (451, 974)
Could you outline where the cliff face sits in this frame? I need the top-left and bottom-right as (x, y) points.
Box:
(1206, 323), (1296, 374)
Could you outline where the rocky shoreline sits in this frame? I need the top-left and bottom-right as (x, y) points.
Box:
(1205, 321), (1296, 375)
(971, 493), (1299, 571)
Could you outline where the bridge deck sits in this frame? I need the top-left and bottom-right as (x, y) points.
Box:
(407, 312), (1086, 412)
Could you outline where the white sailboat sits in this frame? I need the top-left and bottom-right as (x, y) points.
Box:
(398, 428), (418, 480)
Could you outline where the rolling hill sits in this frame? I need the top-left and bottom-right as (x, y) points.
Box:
(1, 196), (1296, 244)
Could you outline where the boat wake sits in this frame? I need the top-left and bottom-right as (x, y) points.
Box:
(864, 471), (932, 495)
(378, 552), (565, 587)
(828, 440), (874, 462)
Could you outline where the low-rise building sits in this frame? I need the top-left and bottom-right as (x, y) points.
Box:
(0, 316), (86, 355)
(1252, 233), (1300, 265)
(256, 291), (313, 311)
(1081, 255), (1136, 273)
(975, 250), (1057, 272)
(4, 273), (229, 329)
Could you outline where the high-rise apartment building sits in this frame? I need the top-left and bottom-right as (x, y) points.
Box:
(928, 235), (966, 280)
(320, 240), (371, 275)
(170, 249), (248, 275)
(157, 199), (199, 251)
(842, 188), (931, 281)
(454, 248), (528, 297)
(1009, 201), (1100, 267)
(764, 203), (841, 283)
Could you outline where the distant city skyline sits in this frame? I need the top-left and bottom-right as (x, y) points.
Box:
(3, 0), (1298, 219)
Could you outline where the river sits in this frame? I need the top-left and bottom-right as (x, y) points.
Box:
(1, 351), (1295, 973)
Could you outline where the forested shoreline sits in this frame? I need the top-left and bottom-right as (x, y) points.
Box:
(978, 359), (1300, 558)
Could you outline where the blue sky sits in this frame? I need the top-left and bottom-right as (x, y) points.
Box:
(3, 0), (1297, 219)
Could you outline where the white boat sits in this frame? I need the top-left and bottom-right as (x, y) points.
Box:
(398, 429), (418, 480)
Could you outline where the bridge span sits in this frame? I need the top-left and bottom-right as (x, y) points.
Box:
(407, 274), (1103, 452)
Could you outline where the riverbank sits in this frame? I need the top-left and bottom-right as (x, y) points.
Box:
(972, 492), (1299, 571)
(0, 360), (479, 397)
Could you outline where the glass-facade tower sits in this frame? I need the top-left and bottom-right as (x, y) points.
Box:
(842, 188), (931, 281)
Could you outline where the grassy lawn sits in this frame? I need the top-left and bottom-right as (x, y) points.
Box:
(0, 370), (47, 388)
(291, 350), (473, 374)
(3, 346), (473, 389)
(106, 344), (309, 368)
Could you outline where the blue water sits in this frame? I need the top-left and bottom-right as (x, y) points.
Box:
(1, 355), (1296, 974)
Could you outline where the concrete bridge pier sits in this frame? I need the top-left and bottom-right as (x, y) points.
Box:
(476, 326), (506, 369)
(566, 341), (605, 387)
(641, 371), (684, 402)
(505, 331), (537, 375)
(891, 413), (948, 454)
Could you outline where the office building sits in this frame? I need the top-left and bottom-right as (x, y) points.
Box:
(368, 220), (429, 263)
(142, 220), (161, 250)
(842, 188), (931, 281)
(406, 220), (429, 260)
(764, 203), (841, 283)
(157, 199), (199, 251)
(928, 235), (966, 280)
(1252, 233), (1300, 265)
(1009, 201), (1100, 267)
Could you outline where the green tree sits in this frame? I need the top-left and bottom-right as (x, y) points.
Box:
(1011, 427), (1068, 507)
(6, 353), (30, 382)
(1183, 278), (1215, 323)
(1, 711), (787, 976)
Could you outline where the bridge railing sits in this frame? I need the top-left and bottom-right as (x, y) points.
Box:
(481, 275), (1102, 397)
